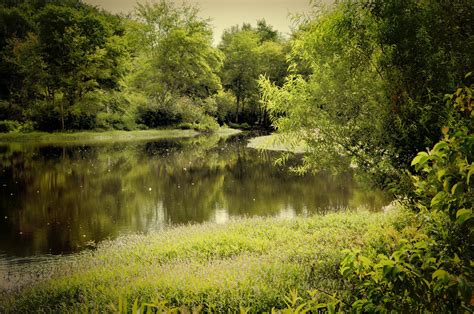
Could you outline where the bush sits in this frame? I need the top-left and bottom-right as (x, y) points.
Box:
(337, 84), (473, 312)
(96, 112), (136, 131)
(176, 122), (194, 130)
(228, 122), (251, 130)
(0, 120), (21, 132)
(136, 102), (182, 128)
(213, 90), (236, 124)
(192, 115), (219, 132)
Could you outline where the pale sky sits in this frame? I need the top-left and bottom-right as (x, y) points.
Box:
(83, 0), (317, 44)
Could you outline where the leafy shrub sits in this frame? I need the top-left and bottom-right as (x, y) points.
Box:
(176, 122), (194, 130)
(136, 102), (182, 127)
(213, 90), (237, 124)
(96, 112), (136, 131)
(228, 122), (251, 130)
(338, 84), (473, 312)
(192, 115), (219, 132)
(0, 120), (21, 132)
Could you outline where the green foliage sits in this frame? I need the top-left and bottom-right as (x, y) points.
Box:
(219, 21), (288, 126)
(338, 85), (473, 312)
(135, 2), (222, 96)
(0, 120), (20, 132)
(260, 0), (474, 187)
(0, 0), (130, 131)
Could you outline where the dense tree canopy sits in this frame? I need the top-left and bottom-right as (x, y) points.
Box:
(219, 20), (288, 126)
(260, 0), (474, 187)
(0, 0), (129, 131)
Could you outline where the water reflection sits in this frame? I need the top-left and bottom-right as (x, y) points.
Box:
(0, 134), (390, 258)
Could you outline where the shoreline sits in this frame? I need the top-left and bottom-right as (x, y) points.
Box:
(0, 128), (242, 145)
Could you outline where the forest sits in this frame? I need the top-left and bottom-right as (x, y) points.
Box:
(0, 0), (473, 312)
(0, 0), (288, 132)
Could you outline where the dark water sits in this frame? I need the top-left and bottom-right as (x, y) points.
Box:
(0, 133), (389, 260)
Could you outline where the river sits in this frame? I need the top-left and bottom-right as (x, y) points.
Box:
(0, 132), (389, 268)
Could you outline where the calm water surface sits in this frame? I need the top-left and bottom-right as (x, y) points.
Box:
(0, 133), (389, 263)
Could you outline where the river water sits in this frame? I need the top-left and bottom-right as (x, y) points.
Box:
(0, 132), (389, 267)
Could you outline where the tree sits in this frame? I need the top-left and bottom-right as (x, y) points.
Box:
(219, 21), (288, 125)
(134, 0), (223, 104)
(219, 29), (261, 123)
(259, 0), (474, 188)
(0, 0), (129, 131)
(35, 4), (126, 130)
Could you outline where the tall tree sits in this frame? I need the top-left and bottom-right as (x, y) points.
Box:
(133, 0), (223, 104)
(219, 21), (288, 124)
(260, 0), (474, 188)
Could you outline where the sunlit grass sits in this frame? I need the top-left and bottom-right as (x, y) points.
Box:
(0, 209), (410, 312)
(0, 128), (241, 144)
(247, 134), (308, 153)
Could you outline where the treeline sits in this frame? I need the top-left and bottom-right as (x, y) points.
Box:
(0, 0), (289, 132)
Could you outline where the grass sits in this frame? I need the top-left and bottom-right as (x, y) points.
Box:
(0, 128), (241, 145)
(0, 209), (411, 312)
(247, 134), (308, 153)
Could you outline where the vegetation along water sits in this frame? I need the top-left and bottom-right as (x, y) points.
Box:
(0, 0), (472, 312)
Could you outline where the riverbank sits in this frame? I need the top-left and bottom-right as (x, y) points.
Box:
(247, 134), (308, 153)
(0, 209), (411, 312)
(0, 128), (241, 144)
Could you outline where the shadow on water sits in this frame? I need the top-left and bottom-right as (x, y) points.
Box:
(0, 133), (390, 260)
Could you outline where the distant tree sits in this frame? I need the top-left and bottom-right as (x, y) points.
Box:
(219, 29), (261, 123)
(219, 21), (288, 125)
(134, 0), (223, 104)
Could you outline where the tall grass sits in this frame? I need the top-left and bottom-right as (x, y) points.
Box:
(0, 210), (410, 312)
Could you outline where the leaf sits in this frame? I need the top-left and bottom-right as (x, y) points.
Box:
(340, 266), (352, 277)
(436, 169), (447, 181)
(453, 253), (461, 264)
(432, 141), (448, 153)
(359, 255), (373, 267)
(451, 182), (464, 196)
(132, 298), (139, 314)
(411, 152), (429, 166)
(456, 208), (473, 225)
(467, 164), (473, 184)
(430, 191), (447, 207)
(441, 126), (449, 135)
(432, 269), (449, 280)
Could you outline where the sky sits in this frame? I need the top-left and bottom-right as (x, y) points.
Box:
(83, 0), (317, 44)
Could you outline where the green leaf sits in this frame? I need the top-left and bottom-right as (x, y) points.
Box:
(430, 191), (447, 207)
(467, 164), (473, 184)
(436, 169), (447, 181)
(432, 141), (448, 153)
(132, 298), (138, 314)
(453, 253), (461, 264)
(432, 269), (448, 280)
(411, 152), (429, 166)
(359, 255), (373, 267)
(451, 182), (464, 195)
(456, 208), (473, 225)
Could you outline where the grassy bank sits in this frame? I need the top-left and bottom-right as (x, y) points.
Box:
(0, 209), (411, 312)
(0, 128), (241, 144)
(247, 134), (308, 153)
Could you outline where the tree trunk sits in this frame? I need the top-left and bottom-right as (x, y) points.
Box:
(235, 94), (240, 123)
(60, 101), (65, 131)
